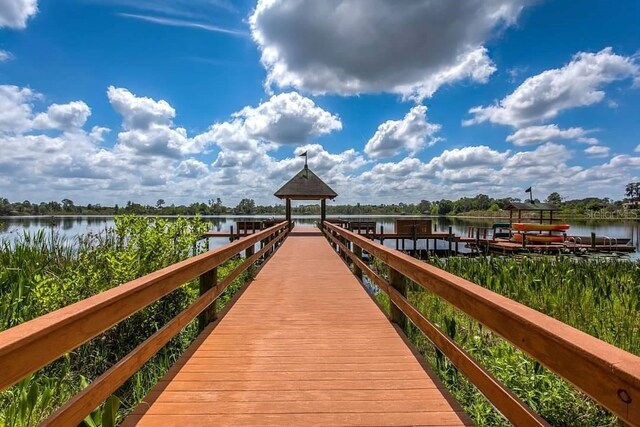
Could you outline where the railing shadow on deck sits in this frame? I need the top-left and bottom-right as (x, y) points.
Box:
(0, 221), (289, 426)
(322, 221), (640, 427)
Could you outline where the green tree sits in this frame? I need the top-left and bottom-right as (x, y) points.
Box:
(156, 199), (166, 209)
(61, 199), (74, 212)
(234, 198), (256, 215)
(625, 182), (640, 201)
(418, 199), (431, 213)
(434, 199), (453, 215)
(546, 192), (563, 205)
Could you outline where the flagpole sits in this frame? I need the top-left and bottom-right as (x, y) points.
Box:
(525, 186), (533, 203)
(299, 151), (308, 169)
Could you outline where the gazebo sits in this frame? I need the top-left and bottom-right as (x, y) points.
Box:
(274, 164), (337, 228)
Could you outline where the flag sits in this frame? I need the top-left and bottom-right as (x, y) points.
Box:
(299, 151), (308, 170)
(299, 151), (308, 158)
(525, 187), (531, 193)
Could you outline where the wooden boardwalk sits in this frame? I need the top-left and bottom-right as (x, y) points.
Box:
(124, 227), (472, 426)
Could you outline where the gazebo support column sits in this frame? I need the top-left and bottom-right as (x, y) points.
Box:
(321, 199), (326, 224)
(286, 198), (292, 230)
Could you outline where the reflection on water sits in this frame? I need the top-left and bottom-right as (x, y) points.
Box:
(1, 215), (638, 253)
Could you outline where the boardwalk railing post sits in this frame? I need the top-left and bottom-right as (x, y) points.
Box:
(246, 243), (255, 278)
(412, 225), (417, 254)
(353, 244), (363, 281)
(388, 267), (408, 332)
(198, 267), (217, 332)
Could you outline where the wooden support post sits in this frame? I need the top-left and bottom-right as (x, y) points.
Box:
(380, 224), (384, 244)
(229, 225), (234, 242)
(353, 244), (363, 281)
(263, 236), (270, 259)
(246, 243), (255, 278)
(448, 226), (453, 254)
(591, 232), (597, 249)
(198, 267), (217, 332)
(246, 243), (254, 258)
(388, 267), (407, 332)
(321, 199), (327, 225)
(412, 225), (417, 252)
(343, 236), (349, 261)
(286, 198), (292, 230)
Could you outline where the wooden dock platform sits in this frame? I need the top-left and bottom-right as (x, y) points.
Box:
(124, 227), (471, 426)
(479, 239), (636, 255)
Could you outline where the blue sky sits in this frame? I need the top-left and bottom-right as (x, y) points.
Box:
(0, 0), (639, 205)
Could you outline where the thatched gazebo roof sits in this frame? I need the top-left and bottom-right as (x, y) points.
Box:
(274, 166), (337, 200)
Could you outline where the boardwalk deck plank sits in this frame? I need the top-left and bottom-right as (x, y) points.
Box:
(124, 228), (472, 426)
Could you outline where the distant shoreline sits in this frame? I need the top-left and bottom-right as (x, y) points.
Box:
(1, 213), (638, 222)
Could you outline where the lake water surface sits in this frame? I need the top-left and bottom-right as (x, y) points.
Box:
(2, 215), (638, 255)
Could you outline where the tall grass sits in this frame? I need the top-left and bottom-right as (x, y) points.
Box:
(0, 216), (251, 426)
(374, 256), (639, 426)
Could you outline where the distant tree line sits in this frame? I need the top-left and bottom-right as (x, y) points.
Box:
(2, 183), (639, 217)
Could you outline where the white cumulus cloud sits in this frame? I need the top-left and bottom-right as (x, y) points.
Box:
(250, 0), (533, 101)
(466, 48), (639, 127)
(506, 124), (598, 146)
(33, 101), (91, 130)
(191, 92), (343, 170)
(0, 50), (13, 62)
(0, 85), (36, 133)
(584, 145), (610, 158)
(365, 106), (441, 159)
(431, 146), (510, 169)
(107, 86), (175, 130)
(0, 0), (38, 29)
(176, 159), (209, 178)
(232, 92), (342, 145)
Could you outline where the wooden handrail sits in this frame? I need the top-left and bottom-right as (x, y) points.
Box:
(323, 221), (640, 426)
(0, 221), (288, 393)
(42, 230), (288, 427)
(324, 227), (547, 426)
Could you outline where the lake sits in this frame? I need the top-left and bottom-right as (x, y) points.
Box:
(2, 215), (638, 256)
